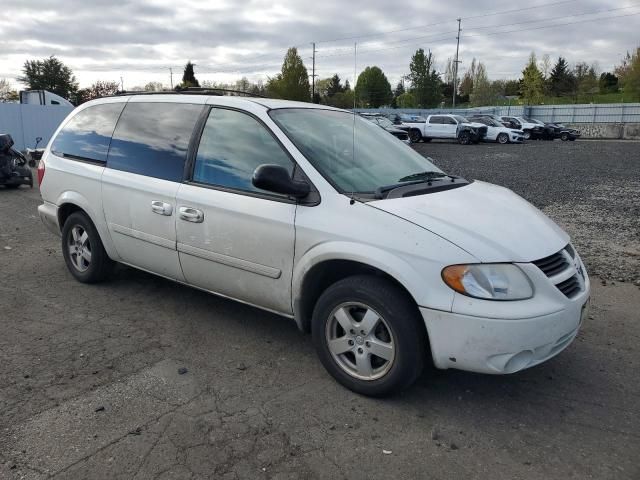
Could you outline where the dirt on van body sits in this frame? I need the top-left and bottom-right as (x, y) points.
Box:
(1, 140), (639, 479)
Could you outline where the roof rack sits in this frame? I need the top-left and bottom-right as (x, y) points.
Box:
(111, 87), (266, 98)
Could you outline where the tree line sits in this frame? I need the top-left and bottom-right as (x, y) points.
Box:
(2, 46), (640, 107)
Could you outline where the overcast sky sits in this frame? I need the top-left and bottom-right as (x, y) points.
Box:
(1, 0), (638, 91)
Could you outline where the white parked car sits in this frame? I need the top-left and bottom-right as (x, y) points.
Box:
(468, 116), (525, 143)
(402, 114), (488, 145)
(37, 94), (590, 396)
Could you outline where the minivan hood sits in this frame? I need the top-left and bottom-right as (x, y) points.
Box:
(368, 181), (569, 262)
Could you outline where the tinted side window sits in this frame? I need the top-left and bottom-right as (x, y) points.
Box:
(428, 116), (442, 124)
(443, 117), (457, 125)
(107, 102), (202, 182)
(51, 103), (124, 162)
(192, 108), (293, 194)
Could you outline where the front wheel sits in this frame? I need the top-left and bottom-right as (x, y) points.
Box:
(523, 130), (531, 140)
(458, 131), (472, 145)
(61, 211), (114, 283)
(409, 129), (422, 143)
(560, 132), (569, 141)
(312, 275), (426, 397)
(497, 132), (509, 144)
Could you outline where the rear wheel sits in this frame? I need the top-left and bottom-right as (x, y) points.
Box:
(61, 211), (113, 283)
(497, 132), (509, 144)
(409, 129), (422, 143)
(312, 275), (425, 397)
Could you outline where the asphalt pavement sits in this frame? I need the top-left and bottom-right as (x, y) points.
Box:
(1, 140), (639, 479)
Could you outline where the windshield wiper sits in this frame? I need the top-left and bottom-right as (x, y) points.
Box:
(398, 171), (457, 182)
(375, 172), (459, 199)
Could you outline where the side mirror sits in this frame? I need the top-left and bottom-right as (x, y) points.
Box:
(252, 164), (310, 198)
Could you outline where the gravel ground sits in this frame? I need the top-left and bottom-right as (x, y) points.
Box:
(414, 139), (640, 284)
(1, 141), (639, 479)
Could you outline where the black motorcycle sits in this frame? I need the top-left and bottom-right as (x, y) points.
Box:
(0, 134), (34, 189)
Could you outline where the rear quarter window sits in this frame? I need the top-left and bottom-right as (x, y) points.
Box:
(106, 102), (203, 182)
(51, 103), (125, 163)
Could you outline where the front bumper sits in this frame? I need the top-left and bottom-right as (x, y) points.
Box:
(420, 292), (589, 374)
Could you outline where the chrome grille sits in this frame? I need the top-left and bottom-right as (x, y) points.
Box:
(532, 251), (569, 277)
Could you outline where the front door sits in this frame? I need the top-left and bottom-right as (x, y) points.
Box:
(176, 107), (297, 314)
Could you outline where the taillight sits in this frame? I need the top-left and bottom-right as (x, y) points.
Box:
(37, 159), (45, 186)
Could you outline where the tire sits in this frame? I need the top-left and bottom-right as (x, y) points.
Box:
(312, 275), (426, 397)
(560, 132), (569, 141)
(497, 133), (509, 144)
(3, 184), (21, 189)
(523, 130), (531, 140)
(458, 131), (472, 145)
(422, 137), (432, 143)
(61, 211), (113, 283)
(409, 129), (422, 143)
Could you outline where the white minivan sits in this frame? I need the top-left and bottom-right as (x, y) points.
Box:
(37, 94), (590, 396)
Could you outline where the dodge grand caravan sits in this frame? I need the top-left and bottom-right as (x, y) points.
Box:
(37, 94), (590, 396)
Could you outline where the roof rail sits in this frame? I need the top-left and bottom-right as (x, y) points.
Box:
(110, 87), (266, 98)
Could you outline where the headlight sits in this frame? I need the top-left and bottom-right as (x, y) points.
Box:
(442, 264), (533, 301)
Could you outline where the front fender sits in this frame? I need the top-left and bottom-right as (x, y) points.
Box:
(292, 240), (456, 327)
(294, 241), (424, 299)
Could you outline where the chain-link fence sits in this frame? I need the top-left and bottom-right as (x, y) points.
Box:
(355, 103), (640, 124)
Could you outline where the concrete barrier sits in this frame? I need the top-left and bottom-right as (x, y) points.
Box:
(566, 123), (640, 140)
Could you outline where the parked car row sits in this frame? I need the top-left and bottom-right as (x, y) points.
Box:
(363, 112), (581, 145)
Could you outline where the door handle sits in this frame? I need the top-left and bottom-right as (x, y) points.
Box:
(151, 200), (173, 216)
(178, 206), (204, 223)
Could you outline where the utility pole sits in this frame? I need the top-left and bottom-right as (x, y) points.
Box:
(169, 67), (174, 89)
(311, 42), (317, 102)
(120, 76), (124, 92)
(452, 17), (462, 108)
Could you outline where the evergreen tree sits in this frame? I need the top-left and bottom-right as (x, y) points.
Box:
(18, 56), (78, 100)
(521, 53), (545, 104)
(266, 47), (310, 101)
(549, 57), (575, 97)
(355, 66), (392, 108)
(180, 61), (200, 88)
(407, 49), (442, 108)
(327, 74), (344, 97)
(599, 72), (618, 93)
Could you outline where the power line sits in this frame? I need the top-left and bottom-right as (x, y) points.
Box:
(465, 10), (640, 38)
(314, 0), (579, 44)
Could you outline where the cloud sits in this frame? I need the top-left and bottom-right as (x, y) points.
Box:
(0, 0), (637, 89)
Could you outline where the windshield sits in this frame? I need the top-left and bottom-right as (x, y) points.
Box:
(484, 118), (502, 127)
(270, 108), (442, 194)
(375, 117), (394, 128)
(401, 114), (426, 123)
(523, 117), (544, 125)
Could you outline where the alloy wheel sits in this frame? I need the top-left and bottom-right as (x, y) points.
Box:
(325, 302), (396, 381)
(67, 225), (92, 272)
